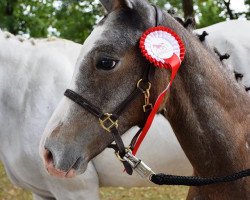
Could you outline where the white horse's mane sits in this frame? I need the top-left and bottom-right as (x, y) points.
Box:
(0, 28), (70, 46)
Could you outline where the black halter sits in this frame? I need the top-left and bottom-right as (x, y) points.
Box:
(64, 71), (152, 174)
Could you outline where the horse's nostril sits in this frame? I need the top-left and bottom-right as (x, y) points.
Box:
(44, 148), (54, 166)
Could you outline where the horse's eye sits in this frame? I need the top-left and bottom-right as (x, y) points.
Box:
(97, 58), (118, 70)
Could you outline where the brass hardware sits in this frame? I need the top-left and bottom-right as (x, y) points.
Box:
(115, 151), (126, 162)
(143, 104), (153, 112)
(137, 79), (153, 112)
(137, 79), (151, 92)
(99, 113), (118, 132)
(114, 147), (131, 162)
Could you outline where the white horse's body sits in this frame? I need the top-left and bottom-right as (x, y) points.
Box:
(0, 35), (100, 199)
(0, 20), (249, 199)
(195, 20), (250, 92)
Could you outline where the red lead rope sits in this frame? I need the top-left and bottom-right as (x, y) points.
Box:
(132, 26), (185, 155)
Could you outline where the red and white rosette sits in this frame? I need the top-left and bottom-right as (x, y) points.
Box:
(140, 26), (185, 69)
(132, 26), (185, 155)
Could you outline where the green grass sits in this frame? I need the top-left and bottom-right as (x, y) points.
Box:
(0, 163), (32, 200)
(0, 162), (188, 200)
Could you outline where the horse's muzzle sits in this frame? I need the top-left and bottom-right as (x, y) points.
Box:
(43, 148), (77, 178)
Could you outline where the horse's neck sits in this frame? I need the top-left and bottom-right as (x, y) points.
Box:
(165, 29), (250, 175)
(0, 33), (39, 115)
(162, 27), (250, 197)
(0, 32), (31, 154)
(0, 33), (78, 105)
(0, 33), (77, 145)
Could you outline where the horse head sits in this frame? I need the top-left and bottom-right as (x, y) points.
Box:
(39, 0), (185, 178)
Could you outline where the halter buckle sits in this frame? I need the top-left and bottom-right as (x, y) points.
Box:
(99, 113), (118, 132)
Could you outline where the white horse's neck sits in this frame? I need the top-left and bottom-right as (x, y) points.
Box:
(0, 33), (103, 200)
(0, 31), (81, 152)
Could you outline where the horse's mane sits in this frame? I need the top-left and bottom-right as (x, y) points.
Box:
(172, 14), (250, 92)
(167, 13), (227, 68)
(0, 28), (68, 46)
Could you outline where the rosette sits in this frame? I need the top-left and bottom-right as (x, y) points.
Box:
(140, 26), (185, 69)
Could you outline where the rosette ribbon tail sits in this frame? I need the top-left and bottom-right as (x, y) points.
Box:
(165, 54), (181, 81)
(134, 25), (185, 155)
(132, 54), (181, 156)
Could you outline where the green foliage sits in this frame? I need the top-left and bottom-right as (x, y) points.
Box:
(149, 0), (183, 16)
(197, 0), (226, 28)
(0, 0), (54, 37)
(0, 0), (17, 34)
(0, 0), (102, 43)
(53, 1), (102, 43)
(0, 0), (249, 43)
(150, 0), (182, 10)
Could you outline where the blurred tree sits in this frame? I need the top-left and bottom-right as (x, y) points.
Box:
(0, 0), (249, 42)
(0, 0), (54, 37)
(223, 0), (236, 19)
(183, 0), (194, 19)
(0, 0), (18, 34)
(245, 0), (250, 19)
(150, 0), (182, 15)
(53, 0), (102, 43)
(0, 0), (102, 43)
(197, 0), (226, 28)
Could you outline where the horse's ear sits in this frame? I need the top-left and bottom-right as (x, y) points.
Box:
(100, 0), (133, 13)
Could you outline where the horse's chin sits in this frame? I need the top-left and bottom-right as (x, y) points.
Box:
(75, 163), (89, 175)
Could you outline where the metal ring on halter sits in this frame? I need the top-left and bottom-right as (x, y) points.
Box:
(137, 79), (152, 93)
(115, 147), (131, 162)
(99, 113), (118, 133)
(115, 151), (126, 161)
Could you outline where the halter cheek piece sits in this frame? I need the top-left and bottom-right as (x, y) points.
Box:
(64, 6), (250, 185)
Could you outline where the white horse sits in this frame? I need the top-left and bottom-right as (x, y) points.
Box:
(0, 20), (249, 199)
(195, 20), (250, 93)
(0, 33), (100, 200)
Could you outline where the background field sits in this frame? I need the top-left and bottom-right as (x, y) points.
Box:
(0, 162), (188, 200)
